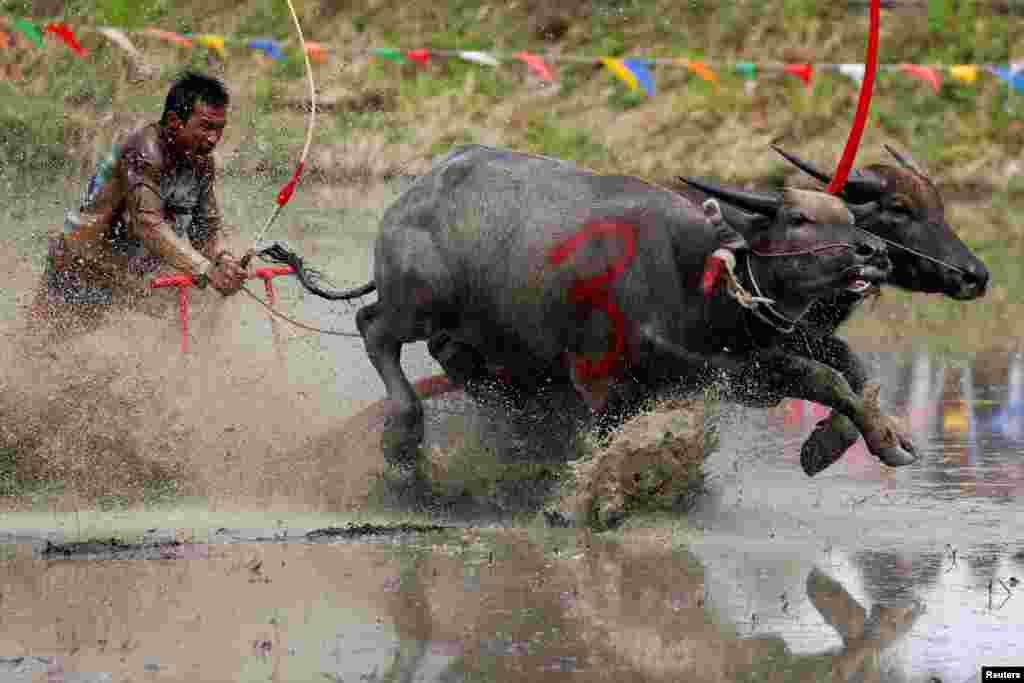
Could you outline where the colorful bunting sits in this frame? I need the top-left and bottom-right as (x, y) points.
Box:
(515, 52), (554, 82)
(247, 38), (284, 60)
(194, 34), (226, 58)
(143, 28), (193, 49)
(0, 17), (1019, 107)
(13, 18), (43, 48)
(950, 64), (978, 84)
(45, 22), (88, 56)
(459, 50), (500, 67)
(600, 57), (655, 96)
(407, 48), (431, 65)
(900, 63), (942, 94)
(372, 47), (408, 63)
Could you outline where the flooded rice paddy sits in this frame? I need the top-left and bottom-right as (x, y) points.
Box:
(1, 178), (1022, 681)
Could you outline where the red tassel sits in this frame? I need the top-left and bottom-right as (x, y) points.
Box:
(45, 22), (88, 56)
(701, 255), (725, 297)
(276, 161), (305, 206)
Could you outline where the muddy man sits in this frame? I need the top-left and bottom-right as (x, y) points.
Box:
(30, 71), (247, 335)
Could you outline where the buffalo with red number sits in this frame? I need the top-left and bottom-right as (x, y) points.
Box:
(291, 144), (916, 479)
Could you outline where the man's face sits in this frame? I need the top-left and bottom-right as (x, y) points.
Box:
(167, 100), (227, 158)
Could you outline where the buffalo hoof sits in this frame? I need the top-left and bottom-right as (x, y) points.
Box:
(875, 442), (918, 468)
(381, 406), (425, 469)
(800, 418), (859, 477)
(860, 383), (919, 469)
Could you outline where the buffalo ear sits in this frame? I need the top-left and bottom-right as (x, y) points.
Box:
(718, 202), (771, 237)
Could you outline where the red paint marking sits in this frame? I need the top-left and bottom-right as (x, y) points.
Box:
(548, 220), (637, 381)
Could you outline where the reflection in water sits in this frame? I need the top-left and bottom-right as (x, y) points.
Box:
(0, 534), (928, 683)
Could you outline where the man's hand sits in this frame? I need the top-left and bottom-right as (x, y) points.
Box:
(206, 252), (247, 295)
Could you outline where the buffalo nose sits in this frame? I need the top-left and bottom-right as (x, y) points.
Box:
(963, 262), (990, 294)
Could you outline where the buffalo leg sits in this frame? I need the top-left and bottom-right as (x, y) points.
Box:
(797, 335), (871, 476)
(753, 350), (917, 468)
(357, 303), (424, 468)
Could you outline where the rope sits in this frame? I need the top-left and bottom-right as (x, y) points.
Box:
(240, 0), (316, 267)
(240, 284), (363, 338)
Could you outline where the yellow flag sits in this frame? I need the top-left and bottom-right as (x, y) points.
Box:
(600, 57), (639, 91)
(195, 34), (226, 58)
(949, 64), (978, 84)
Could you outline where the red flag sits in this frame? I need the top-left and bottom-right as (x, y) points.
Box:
(783, 63), (813, 89)
(45, 22), (88, 56)
(899, 64), (942, 94)
(406, 48), (431, 65)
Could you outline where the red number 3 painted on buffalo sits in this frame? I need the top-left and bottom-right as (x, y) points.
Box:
(547, 221), (637, 381)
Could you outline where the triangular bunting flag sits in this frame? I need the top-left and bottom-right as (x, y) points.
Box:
(143, 28), (194, 49)
(515, 52), (554, 82)
(372, 47), (408, 63)
(194, 34), (226, 58)
(459, 50), (500, 67)
(601, 57), (655, 96)
(988, 65), (1024, 93)
(838, 63), (866, 86)
(685, 59), (718, 83)
(899, 64), (942, 94)
(949, 64), (978, 84)
(305, 42), (329, 64)
(44, 22), (88, 56)
(247, 38), (285, 60)
(407, 48), (431, 65)
(13, 18), (44, 48)
(784, 63), (813, 89)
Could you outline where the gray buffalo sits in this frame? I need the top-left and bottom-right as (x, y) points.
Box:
(684, 145), (989, 475)
(277, 144), (921, 477)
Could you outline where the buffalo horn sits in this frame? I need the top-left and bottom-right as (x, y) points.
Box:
(771, 145), (886, 198)
(678, 176), (781, 217)
(883, 144), (928, 177)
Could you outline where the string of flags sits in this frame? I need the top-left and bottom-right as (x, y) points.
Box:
(2, 16), (1022, 98)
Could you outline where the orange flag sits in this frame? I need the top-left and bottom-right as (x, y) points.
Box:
(685, 59), (718, 83)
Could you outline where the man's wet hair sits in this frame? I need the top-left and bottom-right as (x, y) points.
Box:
(161, 71), (229, 125)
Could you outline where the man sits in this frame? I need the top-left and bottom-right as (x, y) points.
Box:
(32, 70), (247, 334)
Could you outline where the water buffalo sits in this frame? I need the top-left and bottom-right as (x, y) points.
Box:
(296, 144), (920, 478)
(687, 145), (989, 475)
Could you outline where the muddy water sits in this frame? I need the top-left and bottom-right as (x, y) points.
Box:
(2, 178), (1023, 681)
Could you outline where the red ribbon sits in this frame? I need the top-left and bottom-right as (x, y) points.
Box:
(276, 161), (305, 207)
